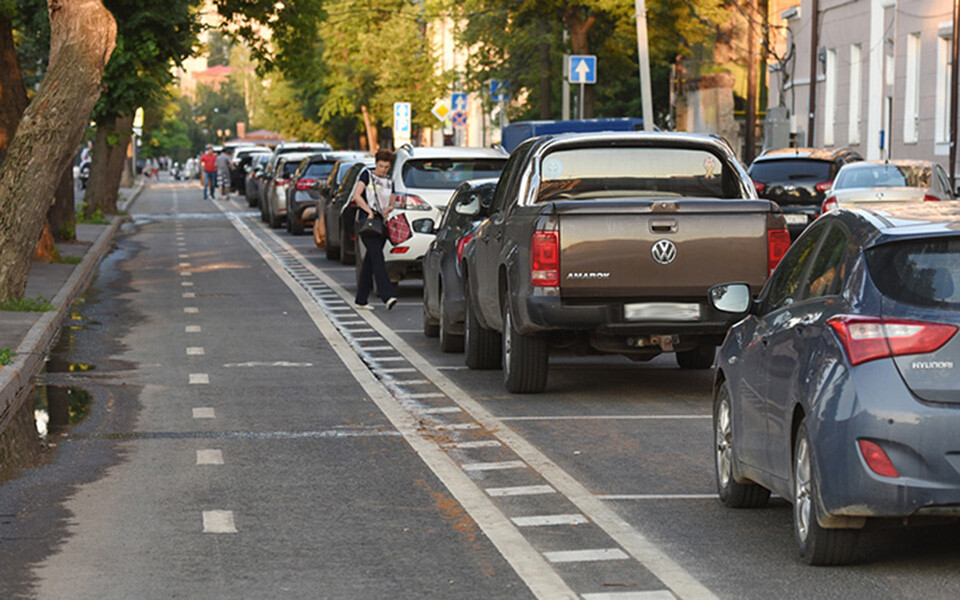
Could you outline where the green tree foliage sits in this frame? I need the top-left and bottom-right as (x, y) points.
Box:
(142, 92), (193, 162)
(9, 0), (49, 93)
(206, 30), (232, 67)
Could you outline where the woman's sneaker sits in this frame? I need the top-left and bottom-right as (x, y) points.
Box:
(355, 303), (374, 311)
(385, 297), (397, 310)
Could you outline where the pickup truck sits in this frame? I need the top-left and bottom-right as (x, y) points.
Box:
(460, 132), (790, 393)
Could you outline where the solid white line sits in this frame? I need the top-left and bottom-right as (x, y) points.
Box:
(192, 407), (215, 419)
(486, 485), (556, 497)
(185, 325), (201, 333)
(499, 415), (710, 422)
(186, 347), (205, 355)
(598, 495), (717, 501)
(182, 292), (196, 299)
(446, 440), (502, 449)
(202, 510), (237, 533)
(189, 373), (209, 384)
(461, 460), (526, 471)
(420, 407), (462, 414)
(184, 307), (199, 314)
(512, 514), (589, 527)
(544, 549), (629, 563)
(196, 449), (223, 465)
(582, 592), (677, 600)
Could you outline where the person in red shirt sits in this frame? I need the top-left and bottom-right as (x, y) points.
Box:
(199, 146), (217, 199)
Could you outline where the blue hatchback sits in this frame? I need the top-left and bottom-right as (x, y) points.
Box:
(708, 203), (960, 565)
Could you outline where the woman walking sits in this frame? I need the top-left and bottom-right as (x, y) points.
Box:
(353, 149), (398, 310)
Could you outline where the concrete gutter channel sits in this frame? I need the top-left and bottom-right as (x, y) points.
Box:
(0, 184), (144, 461)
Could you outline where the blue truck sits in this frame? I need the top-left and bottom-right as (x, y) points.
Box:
(500, 117), (648, 152)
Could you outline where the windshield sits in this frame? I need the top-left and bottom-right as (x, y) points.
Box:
(867, 237), (960, 308)
(401, 159), (506, 190)
(835, 165), (932, 189)
(305, 162), (335, 179)
(537, 147), (741, 200)
(749, 159), (833, 182)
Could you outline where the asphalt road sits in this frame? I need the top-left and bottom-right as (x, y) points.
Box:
(3, 177), (960, 599)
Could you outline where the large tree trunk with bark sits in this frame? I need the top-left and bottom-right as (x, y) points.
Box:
(48, 166), (76, 241)
(563, 6), (596, 118)
(0, 15), (29, 163)
(361, 105), (379, 153)
(85, 112), (132, 217)
(0, 0), (116, 303)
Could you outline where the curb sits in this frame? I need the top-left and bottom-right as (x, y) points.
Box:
(0, 213), (128, 433)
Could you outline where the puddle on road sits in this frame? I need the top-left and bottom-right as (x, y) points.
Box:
(34, 385), (94, 440)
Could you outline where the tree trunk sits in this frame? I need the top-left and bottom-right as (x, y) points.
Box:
(85, 112), (132, 217)
(48, 165), (76, 241)
(0, 0), (116, 303)
(0, 15), (29, 163)
(361, 105), (378, 153)
(563, 7), (596, 118)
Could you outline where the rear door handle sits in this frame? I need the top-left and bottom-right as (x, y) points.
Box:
(650, 219), (678, 234)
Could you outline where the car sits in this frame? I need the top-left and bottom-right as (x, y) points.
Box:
(461, 132), (790, 393)
(286, 151), (370, 236)
(422, 178), (497, 352)
(354, 145), (508, 286)
(822, 160), (957, 213)
(708, 203), (960, 565)
(324, 159), (375, 264)
(244, 152), (272, 207)
(262, 152), (313, 228)
(230, 145), (271, 193)
(258, 142), (334, 211)
(748, 147), (862, 240)
(315, 157), (372, 251)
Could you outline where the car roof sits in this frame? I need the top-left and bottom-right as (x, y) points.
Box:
(826, 203), (960, 248)
(459, 177), (500, 189)
(840, 159), (937, 170)
(753, 147), (861, 162)
(277, 152), (313, 164)
(396, 145), (508, 160)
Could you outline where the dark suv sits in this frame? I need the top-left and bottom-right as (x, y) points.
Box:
(748, 147), (862, 240)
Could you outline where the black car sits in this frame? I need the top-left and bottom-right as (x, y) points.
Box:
(244, 152), (272, 207)
(422, 179), (497, 352)
(324, 160), (374, 265)
(749, 147), (862, 240)
(286, 152), (370, 236)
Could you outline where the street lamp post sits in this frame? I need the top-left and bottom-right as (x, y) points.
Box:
(950, 0), (960, 189)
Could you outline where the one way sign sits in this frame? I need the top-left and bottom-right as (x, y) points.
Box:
(568, 55), (597, 85)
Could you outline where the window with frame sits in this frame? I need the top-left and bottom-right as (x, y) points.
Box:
(763, 225), (826, 312)
(801, 225), (850, 300)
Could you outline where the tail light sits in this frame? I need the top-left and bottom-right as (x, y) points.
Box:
(275, 178), (289, 187)
(767, 228), (790, 275)
(531, 231), (559, 287)
(390, 247), (409, 254)
(858, 440), (899, 478)
(753, 181), (765, 194)
(924, 195), (941, 202)
(815, 181), (833, 193)
(392, 193), (431, 211)
(827, 315), (958, 366)
(456, 232), (474, 263)
(296, 178), (317, 191)
(821, 196), (838, 214)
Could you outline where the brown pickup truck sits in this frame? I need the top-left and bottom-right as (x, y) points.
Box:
(460, 132), (790, 393)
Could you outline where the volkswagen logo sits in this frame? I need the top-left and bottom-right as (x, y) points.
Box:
(652, 239), (677, 265)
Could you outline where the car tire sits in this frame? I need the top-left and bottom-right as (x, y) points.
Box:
(502, 304), (548, 393)
(439, 286), (464, 353)
(714, 382), (770, 508)
(464, 295), (501, 370)
(290, 213), (305, 235)
(676, 344), (715, 369)
(793, 421), (860, 565)
(247, 194), (257, 208)
(423, 301), (439, 337)
(269, 211), (283, 229)
(340, 222), (355, 265)
(285, 209), (293, 232)
(325, 219), (339, 260)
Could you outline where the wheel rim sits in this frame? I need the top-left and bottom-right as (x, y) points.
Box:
(503, 310), (512, 377)
(794, 435), (812, 542)
(715, 397), (733, 489)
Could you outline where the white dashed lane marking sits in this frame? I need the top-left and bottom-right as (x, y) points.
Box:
(202, 510), (237, 534)
(582, 592), (678, 600)
(512, 514), (589, 527)
(420, 407), (462, 415)
(192, 407), (215, 419)
(184, 307), (199, 314)
(186, 347), (205, 355)
(196, 449), (224, 465)
(461, 460), (527, 471)
(182, 293), (196, 299)
(446, 440), (502, 449)
(189, 373), (209, 384)
(185, 325), (201, 333)
(181, 281), (193, 287)
(544, 549), (629, 563)
(486, 485), (557, 497)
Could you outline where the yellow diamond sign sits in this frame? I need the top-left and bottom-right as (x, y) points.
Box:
(431, 100), (450, 123)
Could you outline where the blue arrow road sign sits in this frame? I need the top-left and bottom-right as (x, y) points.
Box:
(489, 80), (511, 102)
(451, 92), (468, 113)
(568, 55), (597, 84)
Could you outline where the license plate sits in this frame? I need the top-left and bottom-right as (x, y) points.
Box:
(624, 303), (701, 321)
(784, 214), (809, 225)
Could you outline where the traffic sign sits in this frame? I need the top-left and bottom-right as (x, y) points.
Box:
(451, 92), (468, 113)
(393, 102), (411, 144)
(489, 80), (511, 102)
(568, 55), (597, 84)
(450, 111), (467, 130)
(431, 100), (450, 123)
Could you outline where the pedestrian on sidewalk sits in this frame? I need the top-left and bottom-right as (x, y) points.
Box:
(216, 148), (231, 198)
(353, 148), (397, 311)
(200, 146), (217, 199)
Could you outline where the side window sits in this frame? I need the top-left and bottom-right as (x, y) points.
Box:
(764, 225), (825, 312)
(801, 225), (849, 300)
(490, 152), (522, 215)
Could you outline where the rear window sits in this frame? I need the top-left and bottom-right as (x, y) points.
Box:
(305, 162), (335, 179)
(401, 159), (506, 190)
(867, 237), (960, 308)
(749, 159), (833, 183)
(835, 165), (932, 190)
(281, 162), (300, 177)
(537, 147), (741, 200)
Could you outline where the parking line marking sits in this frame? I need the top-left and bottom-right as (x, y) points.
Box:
(499, 415), (711, 421)
(582, 593), (677, 600)
(377, 368), (417, 374)
(598, 495), (717, 501)
(462, 460), (526, 471)
(433, 423), (481, 431)
(360, 345), (393, 351)
(196, 449), (223, 465)
(186, 347), (205, 355)
(372, 357), (406, 362)
(338, 320), (367, 325)
(512, 514), (589, 527)
(396, 380), (430, 385)
(180, 272), (191, 276)
(353, 337), (383, 342)
(184, 307), (199, 314)
(437, 366), (469, 370)
(544, 549), (628, 563)
(181, 281), (193, 287)
(446, 440), (502, 449)
(179, 262), (191, 267)
(185, 325), (201, 333)
(393, 329), (421, 333)
(179, 254), (189, 259)
(202, 510), (237, 533)
(182, 292), (196, 299)
(189, 373), (209, 384)
(408, 393), (446, 399)
(192, 407), (215, 419)
(486, 485), (556, 497)
(420, 407), (462, 414)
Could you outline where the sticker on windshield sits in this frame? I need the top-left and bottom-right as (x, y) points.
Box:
(543, 157), (563, 179)
(702, 156), (718, 179)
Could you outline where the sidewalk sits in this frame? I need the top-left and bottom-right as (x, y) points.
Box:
(0, 182), (145, 443)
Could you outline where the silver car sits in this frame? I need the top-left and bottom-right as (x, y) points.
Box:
(822, 160), (956, 212)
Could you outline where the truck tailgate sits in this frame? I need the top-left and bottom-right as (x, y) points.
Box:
(557, 200), (771, 298)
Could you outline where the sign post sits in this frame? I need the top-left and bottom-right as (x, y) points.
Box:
(567, 55), (596, 120)
(393, 102), (411, 147)
(450, 93), (468, 145)
(489, 80), (511, 136)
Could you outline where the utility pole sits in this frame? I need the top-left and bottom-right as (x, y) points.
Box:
(807, 0), (820, 146)
(950, 0), (960, 188)
(634, 0), (655, 131)
(745, 0), (759, 162)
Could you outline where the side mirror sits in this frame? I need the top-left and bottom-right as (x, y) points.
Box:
(709, 283), (753, 314)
